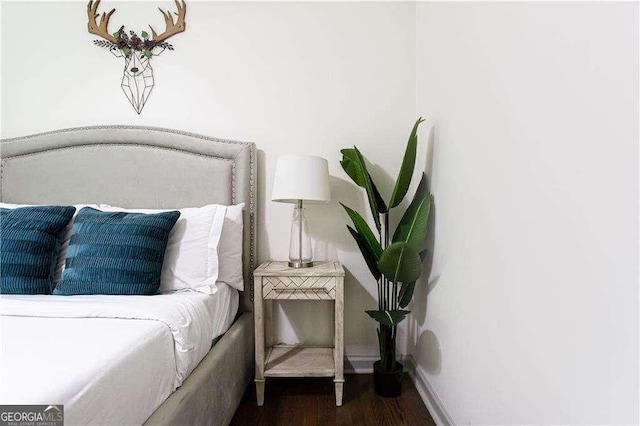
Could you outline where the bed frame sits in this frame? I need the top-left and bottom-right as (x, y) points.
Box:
(0, 126), (256, 425)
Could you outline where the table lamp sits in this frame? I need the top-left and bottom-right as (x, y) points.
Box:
(272, 155), (331, 268)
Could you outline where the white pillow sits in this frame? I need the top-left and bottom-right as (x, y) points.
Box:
(0, 202), (99, 285)
(98, 204), (226, 294)
(217, 203), (245, 291)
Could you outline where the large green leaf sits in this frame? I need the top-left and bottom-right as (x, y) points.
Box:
(340, 149), (364, 186)
(393, 173), (431, 250)
(341, 204), (382, 258)
(378, 242), (422, 283)
(398, 250), (427, 308)
(366, 309), (411, 326)
(353, 147), (381, 232)
(388, 118), (425, 209)
(398, 282), (415, 308)
(346, 225), (381, 280)
(340, 149), (388, 213)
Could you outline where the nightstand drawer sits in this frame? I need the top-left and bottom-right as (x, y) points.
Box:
(262, 276), (336, 300)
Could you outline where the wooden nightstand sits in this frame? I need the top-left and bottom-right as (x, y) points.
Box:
(253, 261), (345, 406)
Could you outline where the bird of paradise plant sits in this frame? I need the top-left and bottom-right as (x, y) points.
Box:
(340, 118), (431, 395)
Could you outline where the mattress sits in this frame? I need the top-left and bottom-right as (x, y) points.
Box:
(0, 282), (238, 426)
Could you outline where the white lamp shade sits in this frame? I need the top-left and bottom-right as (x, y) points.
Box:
(272, 155), (331, 203)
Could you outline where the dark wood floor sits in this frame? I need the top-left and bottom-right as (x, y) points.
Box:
(230, 374), (435, 426)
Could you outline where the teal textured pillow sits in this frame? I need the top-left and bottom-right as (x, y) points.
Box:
(54, 207), (180, 295)
(0, 205), (76, 294)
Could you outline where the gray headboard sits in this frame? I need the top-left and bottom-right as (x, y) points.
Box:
(0, 126), (256, 311)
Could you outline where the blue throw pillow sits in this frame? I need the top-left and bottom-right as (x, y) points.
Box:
(0, 205), (76, 294)
(54, 207), (180, 295)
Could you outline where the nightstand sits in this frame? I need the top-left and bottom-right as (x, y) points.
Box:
(253, 261), (345, 406)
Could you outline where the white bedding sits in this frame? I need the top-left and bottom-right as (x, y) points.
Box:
(0, 283), (238, 426)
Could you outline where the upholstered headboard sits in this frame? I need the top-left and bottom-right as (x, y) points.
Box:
(0, 126), (256, 311)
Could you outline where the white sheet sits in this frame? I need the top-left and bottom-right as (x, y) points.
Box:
(0, 283), (238, 426)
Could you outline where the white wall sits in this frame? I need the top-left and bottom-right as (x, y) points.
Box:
(1, 1), (417, 360)
(412, 2), (639, 424)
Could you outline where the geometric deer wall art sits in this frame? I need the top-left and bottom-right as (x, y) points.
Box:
(87, 0), (186, 114)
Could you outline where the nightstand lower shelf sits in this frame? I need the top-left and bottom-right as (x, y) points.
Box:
(264, 345), (335, 377)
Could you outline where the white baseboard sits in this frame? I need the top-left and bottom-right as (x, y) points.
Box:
(344, 354), (412, 374)
(344, 355), (377, 374)
(405, 356), (455, 426)
(345, 355), (454, 426)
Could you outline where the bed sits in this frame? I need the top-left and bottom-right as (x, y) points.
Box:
(0, 126), (256, 425)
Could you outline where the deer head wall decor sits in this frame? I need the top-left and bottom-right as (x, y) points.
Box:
(87, 0), (186, 114)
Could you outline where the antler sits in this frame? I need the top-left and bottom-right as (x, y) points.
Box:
(149, 0), (187, 44)
(87, 0), (117, 43)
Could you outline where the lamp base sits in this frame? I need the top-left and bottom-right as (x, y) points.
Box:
(288, 260), (314, 268)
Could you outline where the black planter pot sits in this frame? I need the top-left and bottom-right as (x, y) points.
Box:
(373, 360), (403, 397)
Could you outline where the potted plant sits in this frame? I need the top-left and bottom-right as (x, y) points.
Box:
(340, 118), (431, 397)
